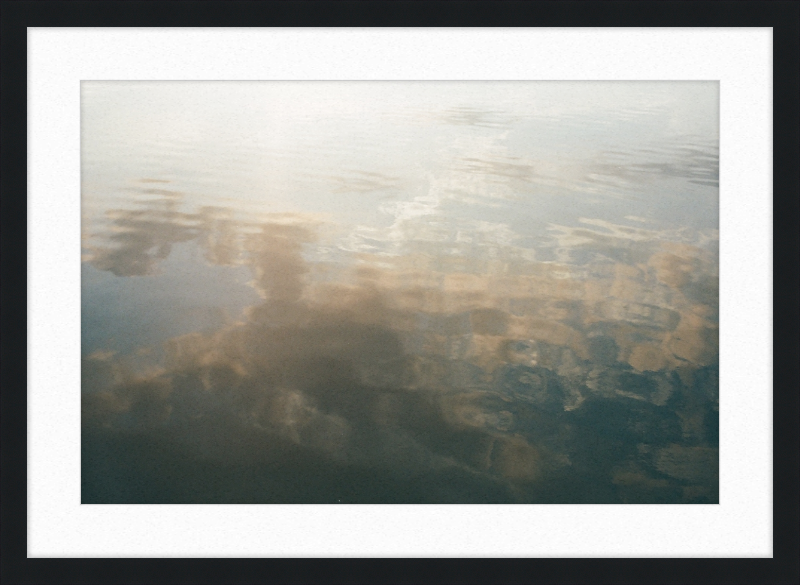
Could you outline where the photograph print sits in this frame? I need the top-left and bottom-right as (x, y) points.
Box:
(81, 81), (719, 504)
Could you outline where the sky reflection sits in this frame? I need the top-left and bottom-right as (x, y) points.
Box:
(82, 82), (718, 504)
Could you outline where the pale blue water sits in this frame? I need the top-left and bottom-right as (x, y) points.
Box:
(81, 82), (718, 503)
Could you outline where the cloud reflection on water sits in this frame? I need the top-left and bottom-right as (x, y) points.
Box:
(82, 191), (718, 504)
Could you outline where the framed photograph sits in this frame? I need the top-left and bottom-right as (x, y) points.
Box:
(3, 1), (797, 583)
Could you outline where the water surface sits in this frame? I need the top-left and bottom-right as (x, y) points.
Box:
(82, 82), (719, 503)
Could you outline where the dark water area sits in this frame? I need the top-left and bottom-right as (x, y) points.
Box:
(81, 82), (719, 504)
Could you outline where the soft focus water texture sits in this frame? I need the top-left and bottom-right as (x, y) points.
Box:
(81, 82), (719, 504)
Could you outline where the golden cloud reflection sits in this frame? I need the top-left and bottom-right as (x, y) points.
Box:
(82, 194), (718, 504)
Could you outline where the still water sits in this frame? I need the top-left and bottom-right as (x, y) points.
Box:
(81, 82), (719, 504)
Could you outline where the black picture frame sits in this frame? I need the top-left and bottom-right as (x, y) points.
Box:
(2, 1), (798, 583)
